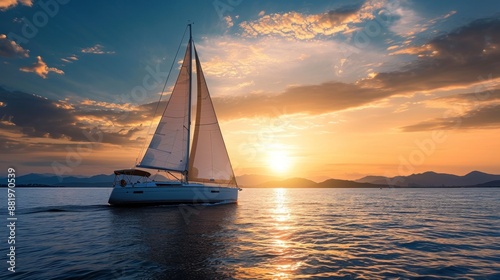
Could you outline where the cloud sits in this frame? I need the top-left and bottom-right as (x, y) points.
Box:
(19, 56), (64, 78)
(401, 87), (500, 131)
(391, 17), (500, 60)
(61, 55), (78, 63)
(0, 0), (32, 11)
(4, 16), (500, 147)
(146, 15), (497, 130)
(204, 17), (500, 122)
(224, 15), (234, 28)
(0, 34), (29, 57)
(385, 1), (457, 42)
(196, 35), (384, 96)
(390, 44), (435, 56)
(372, 17), (500, 95)
(401, 104), (500, 131)
(387, 3), (424, 37)
(0, 88), (84, 141)
(0, 87), (145, 149)
(187, 15), (500, 137)
(436, 89), (500, 103)
(211, 82), (394, 119)
(239, 1), (382, 40)
(81, 44), (115, 54)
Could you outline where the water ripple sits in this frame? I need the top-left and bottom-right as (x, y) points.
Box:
(0, 188), (499, 279)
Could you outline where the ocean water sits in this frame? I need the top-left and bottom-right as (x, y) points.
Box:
(1, 187), (499, 279)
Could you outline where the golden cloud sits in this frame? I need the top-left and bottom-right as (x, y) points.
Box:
(239, 1), (382, 40)
(19, 56), (64, 79)
(390, 44), (437, 57)
(80, 99), (137, 111)
(0, 0), (32, 10)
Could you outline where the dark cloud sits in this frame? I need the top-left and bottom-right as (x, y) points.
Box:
(401, 104), (500, 132)
(0, 87), (145, 150)
(400, 87), (500, 132)
(138, 100), (167, 117)
(434, 89), (500, 103)
(0, 88), (78, 139)
(429, 17), (499, 62)
(324, 3), (363, 25)
(78, 107), (148, 127)
(375, 17), (500, 93)
(0, 34), (29, 58)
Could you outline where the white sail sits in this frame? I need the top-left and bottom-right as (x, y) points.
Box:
(138, 40), (192, 172)
(188, 47), (236, 185)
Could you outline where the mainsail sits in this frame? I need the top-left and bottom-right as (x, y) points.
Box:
(188, 46), (236, 185)
(138, 39), (192, 172)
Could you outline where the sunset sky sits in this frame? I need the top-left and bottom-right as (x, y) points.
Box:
(0, 0), (499, 180)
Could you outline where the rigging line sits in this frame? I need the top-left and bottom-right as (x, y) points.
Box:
(136, 25), (190, 166)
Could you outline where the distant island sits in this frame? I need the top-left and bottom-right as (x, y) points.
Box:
(239, 170), (500, 188)
(1, 170), (500, 188)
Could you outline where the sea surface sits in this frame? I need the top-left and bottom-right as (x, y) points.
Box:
(1, 187), (499, 279)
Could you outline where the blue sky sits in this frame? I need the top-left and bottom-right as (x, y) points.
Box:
(1, 0), (497, 100)
(1, 0), (499, 179)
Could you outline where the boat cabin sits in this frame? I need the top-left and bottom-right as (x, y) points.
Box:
(113, 169), (151, 187)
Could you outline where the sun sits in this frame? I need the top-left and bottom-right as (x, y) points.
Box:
(266, 150), (292, 175)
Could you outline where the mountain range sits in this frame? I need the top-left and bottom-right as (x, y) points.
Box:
(355, 171), (500, 187)
(1, 170), (499, 188)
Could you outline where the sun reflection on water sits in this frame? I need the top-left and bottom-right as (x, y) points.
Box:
(273, 188), (290, 222)
(270, 188), (303, 279)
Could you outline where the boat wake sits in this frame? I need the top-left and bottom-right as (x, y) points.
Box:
(200, 200), (237, 206)
(19, 205), (109, 215)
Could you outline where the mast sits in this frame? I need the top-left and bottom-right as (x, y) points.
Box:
(185, 23), (193, 182)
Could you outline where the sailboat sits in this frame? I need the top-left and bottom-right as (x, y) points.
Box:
(108, 25), (239, 205)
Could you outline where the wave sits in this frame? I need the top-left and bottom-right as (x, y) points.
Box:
(19, 204), (110, 215)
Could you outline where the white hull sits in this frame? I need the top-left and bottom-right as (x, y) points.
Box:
(108, 183), (238, 206)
